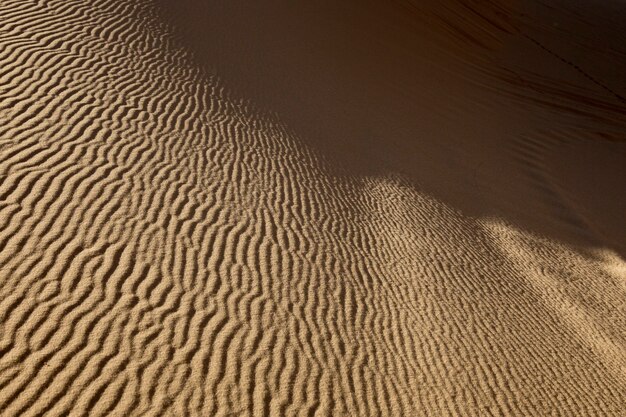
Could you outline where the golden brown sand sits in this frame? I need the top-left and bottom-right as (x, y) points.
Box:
(0, 0), (624, 415)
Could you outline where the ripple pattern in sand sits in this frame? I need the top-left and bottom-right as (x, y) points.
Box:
(0, 1), (625, 416)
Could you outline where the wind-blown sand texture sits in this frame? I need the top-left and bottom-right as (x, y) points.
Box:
(0, 0), (625, 416)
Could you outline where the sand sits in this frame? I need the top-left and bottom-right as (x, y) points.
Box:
(0, 0), (624, 415)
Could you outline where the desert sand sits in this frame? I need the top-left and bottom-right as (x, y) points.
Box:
(0, 0), (625, 415)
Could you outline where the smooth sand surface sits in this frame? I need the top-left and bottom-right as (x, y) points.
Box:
(0, 0), (625, 415)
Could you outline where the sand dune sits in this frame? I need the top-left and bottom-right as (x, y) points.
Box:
(0, 0), (624, 416)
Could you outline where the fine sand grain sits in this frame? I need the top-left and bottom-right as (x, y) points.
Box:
(0, 0), (625, 416)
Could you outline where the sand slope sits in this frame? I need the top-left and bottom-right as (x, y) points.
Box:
(0, 0), (625, 416)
